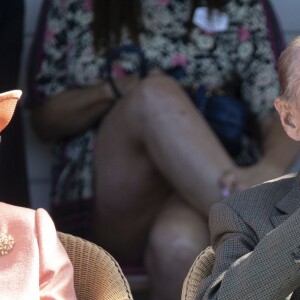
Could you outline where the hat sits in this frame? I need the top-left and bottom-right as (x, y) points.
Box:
(0, 90), (22, 132)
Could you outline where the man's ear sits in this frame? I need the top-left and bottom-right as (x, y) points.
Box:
(274, 97), (300, 141)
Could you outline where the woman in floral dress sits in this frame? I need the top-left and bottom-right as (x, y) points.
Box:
(29, 0), (300, 298)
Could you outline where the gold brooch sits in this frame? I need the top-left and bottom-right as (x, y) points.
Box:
(0, 232), (14, 256)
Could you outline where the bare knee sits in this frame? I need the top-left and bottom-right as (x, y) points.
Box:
(121, 74), (187, 123)
(146, 224), (205, 271)
(145, 216), (209, 300)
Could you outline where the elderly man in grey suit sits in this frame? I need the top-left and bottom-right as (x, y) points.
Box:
(196, 36), (300, 299)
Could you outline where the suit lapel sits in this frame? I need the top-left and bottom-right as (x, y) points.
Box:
(270, 173), (300, 229)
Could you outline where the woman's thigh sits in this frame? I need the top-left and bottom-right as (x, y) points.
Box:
(93, 99), (171, 262)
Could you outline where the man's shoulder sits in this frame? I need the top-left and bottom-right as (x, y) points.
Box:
(218, 172), (297, 215)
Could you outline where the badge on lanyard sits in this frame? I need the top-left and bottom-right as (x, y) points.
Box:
(193, 7), (229, 32)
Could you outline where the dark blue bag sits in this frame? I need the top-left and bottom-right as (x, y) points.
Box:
(193, 85), (248, 156)
(106, 45), (248, 157)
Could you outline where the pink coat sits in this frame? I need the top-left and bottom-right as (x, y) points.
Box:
(0, 202), (77, 299)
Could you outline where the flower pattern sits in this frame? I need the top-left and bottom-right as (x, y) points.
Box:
(156, 0), (171, 6)
(171, 53), (189, 67)
(239, 26), (251, 42)
(34, 0), (280, 203)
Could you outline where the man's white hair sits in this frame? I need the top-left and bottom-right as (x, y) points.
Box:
(278, 36), (300, 103)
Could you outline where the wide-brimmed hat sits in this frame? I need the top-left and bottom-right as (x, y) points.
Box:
(0, 90), (22, 133)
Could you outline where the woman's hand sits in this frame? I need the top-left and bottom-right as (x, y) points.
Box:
(115, 68), (178, 98)
(113, 74), (140, 98)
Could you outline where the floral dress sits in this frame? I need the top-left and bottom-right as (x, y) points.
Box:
(33, 0), (280, 235)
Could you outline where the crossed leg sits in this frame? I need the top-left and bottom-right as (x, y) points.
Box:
(92, 75), (235, 298)
(145, 194), (209, 300)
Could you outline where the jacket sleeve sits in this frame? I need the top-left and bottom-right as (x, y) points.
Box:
(35, 208), (77, 299)
(197, 202), (300, 300)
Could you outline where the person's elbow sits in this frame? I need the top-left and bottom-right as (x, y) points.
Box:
(30, 105), (62, 142)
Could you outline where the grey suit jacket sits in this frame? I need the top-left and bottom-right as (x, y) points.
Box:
(196, 172), (300, 300)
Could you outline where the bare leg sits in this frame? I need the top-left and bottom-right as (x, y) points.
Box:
(93, 75), (234, 261)
(145, 194), (209, 300)
(136, 76), (236, 214)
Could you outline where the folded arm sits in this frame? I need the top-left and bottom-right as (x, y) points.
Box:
(198, 201), (300, 299)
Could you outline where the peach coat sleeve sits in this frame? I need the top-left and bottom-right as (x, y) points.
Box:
(35, 208), (77, 299)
